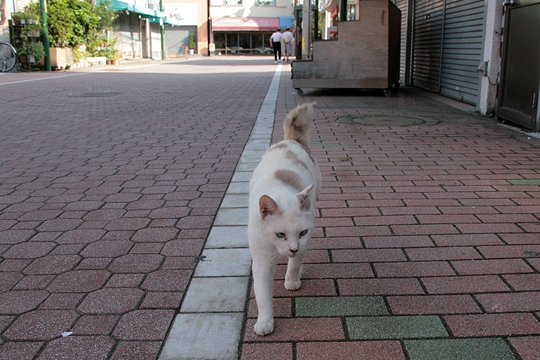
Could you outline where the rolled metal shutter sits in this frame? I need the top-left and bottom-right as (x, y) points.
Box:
(412, 0), (444, 92)
(412, 0), (485, 105)
(164, 26), (196, 57)
(440, 0), (485, 104)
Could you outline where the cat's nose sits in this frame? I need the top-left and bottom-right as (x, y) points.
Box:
(290, 249), (298, 254)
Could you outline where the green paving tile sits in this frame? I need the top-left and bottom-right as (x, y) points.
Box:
(347, 316), (448, 340)
(404, 338), (517, 360)
(508, 179), (540, 186)
(295, 296), (389, 317)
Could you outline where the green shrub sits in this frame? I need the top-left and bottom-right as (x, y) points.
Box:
(27, 0), (116, 49)
(18, 42), (45, 62)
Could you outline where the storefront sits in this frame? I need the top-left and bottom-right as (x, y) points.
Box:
(211, 17), (280, 55)
(109, 0), (165, 59)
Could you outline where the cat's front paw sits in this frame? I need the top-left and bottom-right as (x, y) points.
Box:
(254, 319), (274, 336)
(284, 279), (302, 290)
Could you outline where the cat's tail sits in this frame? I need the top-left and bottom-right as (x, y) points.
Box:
(283, 102), (316, 147)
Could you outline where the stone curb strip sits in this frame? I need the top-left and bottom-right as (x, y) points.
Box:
(159, 64), (282, 359)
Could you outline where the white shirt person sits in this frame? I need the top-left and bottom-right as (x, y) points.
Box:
(281, 27), (294, 62)
(269, 29), (283, 62)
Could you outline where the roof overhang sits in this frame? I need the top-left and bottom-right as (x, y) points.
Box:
(107, 0), (164, 18)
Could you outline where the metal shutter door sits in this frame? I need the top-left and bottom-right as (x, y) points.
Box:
(392, 0), (409, 86)
(164, 26), (195, 57)
(412, 0), (444, 92)
(440, 0), (485, 104)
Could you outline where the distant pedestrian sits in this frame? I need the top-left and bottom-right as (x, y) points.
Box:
(270, 28), (282, 63)
(282, 27), (294, 63)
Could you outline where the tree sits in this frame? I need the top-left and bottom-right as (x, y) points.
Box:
(27, 0), (116, 49)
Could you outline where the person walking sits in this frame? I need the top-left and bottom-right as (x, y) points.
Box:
(282, 27), (294, 63)
(270, 28), (283, 63)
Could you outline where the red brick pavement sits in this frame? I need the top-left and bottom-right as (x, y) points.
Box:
(240, 66), (540, 359)
(1, 58), (539, 359)
(0, 59), (276, 359)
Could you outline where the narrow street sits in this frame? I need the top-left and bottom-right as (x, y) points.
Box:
(1, 57), (539, 359)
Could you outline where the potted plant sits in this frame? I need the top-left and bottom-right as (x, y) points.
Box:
(25, 42), (44, 63)
(18, 42), (45, 65)
(25, 13), (39, 25)
(188, 33), (196, 55)
(103, 48), (118, 65)
(105, 38), (119, 65)
(22, 23), (42, 38)
(11, 12), (24, 26)
(21, 7), (40, 25)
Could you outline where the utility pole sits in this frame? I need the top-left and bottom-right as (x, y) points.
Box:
(207, 0), (211, 56)
(39, 0), (51, 71)
(301, 0), (311, 59)
(160, 0), (165, 60)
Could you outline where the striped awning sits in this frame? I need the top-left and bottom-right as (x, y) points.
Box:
(212, 17), (280, 31)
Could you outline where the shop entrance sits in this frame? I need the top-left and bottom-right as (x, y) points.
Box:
(498, 2), (540, 132)
(213, 32), (273, 55)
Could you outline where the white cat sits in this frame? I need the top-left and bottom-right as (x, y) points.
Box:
(248, 102), (321, 336)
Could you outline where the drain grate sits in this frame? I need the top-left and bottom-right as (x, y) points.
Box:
(338, 115), (434, 127)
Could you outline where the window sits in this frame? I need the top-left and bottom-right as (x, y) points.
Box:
(211, 0), (242, 5)
(227, 33), (239, 49)
(256, 0), (275, 6)
(213, 32), (274, 54)
(214, 33), (226, 51)
(238, 33), (251, 53)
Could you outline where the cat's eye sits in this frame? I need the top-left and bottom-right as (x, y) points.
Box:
(299, 230), (308, 237)
(276, 232), (286, 238)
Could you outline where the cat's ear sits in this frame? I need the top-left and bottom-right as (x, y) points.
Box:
(297, 184), (313, 210)
(259, 195), (279, 219)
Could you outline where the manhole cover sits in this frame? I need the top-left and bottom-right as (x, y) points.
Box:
(71, 92), (122, 98)
(338, 115), (429, 126)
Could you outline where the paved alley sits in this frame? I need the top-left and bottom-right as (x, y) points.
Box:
(0, 57), (539, 359)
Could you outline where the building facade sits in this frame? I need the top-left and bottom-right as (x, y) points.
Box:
(160, 0), (294, 56)
(209, 0), (294, 55)
(389, 0), (538, 126)
(317, 0), (538, 128)
(161, 0), (207, 56)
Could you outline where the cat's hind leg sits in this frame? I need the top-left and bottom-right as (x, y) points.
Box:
(285, 252), (305, 290)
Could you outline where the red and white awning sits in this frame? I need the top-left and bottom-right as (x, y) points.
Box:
(212, 17), (280, 31)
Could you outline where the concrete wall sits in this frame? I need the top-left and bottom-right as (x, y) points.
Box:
(477, 0), (503, 116)
(150, 22), (162, 59)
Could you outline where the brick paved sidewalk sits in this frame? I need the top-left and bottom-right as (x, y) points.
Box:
(1, 58), (539, 360)
(240, 68), (540, 359)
